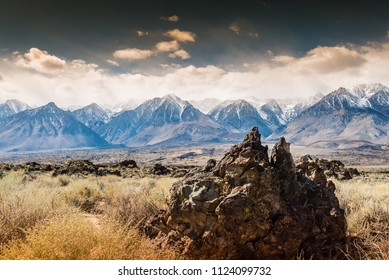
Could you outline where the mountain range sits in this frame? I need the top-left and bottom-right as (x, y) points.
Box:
(0, 83), (388, 151)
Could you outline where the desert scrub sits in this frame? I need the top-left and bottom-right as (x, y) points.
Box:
(0, 171), (75, 245)
(61, 177), (104, 212)
(0, 214), (178, 260)
(97, 177), (175, 226)
(335, 174), (389, 259)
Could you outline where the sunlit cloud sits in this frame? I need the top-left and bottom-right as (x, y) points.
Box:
(160, 15), (180, 22)
(272, 55), (296, 63)
(286, 45), (366, 74)
(1, 38), (389, 107)
(155, 40), (180, 52)
(106, 59), (119, 66)
(169, 49), (191, 60)
(164, 29), (196, 43)
(15, 48), (66, 74)
(113, 48), (153, 61)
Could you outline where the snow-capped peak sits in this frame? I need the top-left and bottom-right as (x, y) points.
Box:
(350, 83), (389, 98)
(5, 99), (30, 112)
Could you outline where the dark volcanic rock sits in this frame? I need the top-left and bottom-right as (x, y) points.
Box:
(296, 155), (359, 180)
(151, 163), (170, 175)
(53, 160), (98, 176)
(112, 159), (138, 169)
(145, 127), (347, 259)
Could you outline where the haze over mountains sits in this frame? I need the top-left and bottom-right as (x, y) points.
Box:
(0, 83), (388, 152)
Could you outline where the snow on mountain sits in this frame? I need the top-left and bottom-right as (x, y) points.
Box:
(107, 99), (143, 114)
(350, 83), (389, 98)
(209, 99), (272, 137)
(72, 103), (110, 131)
(369, 90), (389, 117)
(287, 92), (324, 120)
(189, 98), (223, 114)
(0, 102), (110, 152)
(0, 99), (31, 118)
(258, 99), (287, 129)
(271, 87), (389, 148)
(99, 94), (227, 147)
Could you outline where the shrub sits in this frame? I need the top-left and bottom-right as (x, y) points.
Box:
(1, 214), (178, 260)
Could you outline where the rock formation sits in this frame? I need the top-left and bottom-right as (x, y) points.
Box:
(151, 163), (170, 175)
(296, 155), (359, 180)
(145, 127), (347, 259)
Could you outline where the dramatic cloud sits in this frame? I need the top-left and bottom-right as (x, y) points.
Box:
(290, 46), (366, 74)
(155, 41), (180, 52)
(160, 15), (180, 22)
(15, 48), (66, 74)
(164, 29), (196, 43)
(113, 48), (153, 61)
(106, 59), (119, 66)
(2, 38), (389, 107)
(169, 49), (191, 60)
(386, 30), (389, 38)
(136, 31), (149, 37)
(0, 73), (3, 81)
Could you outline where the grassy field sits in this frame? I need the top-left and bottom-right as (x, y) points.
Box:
(0, 168), (388, 259)
(0, 171), (178, 259)
(334, 167), (389, 260)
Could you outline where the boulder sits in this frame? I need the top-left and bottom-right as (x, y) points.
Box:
(145, 127), (347, 259)
(151, 163), (169, 175)
(296, 155), (358, 180)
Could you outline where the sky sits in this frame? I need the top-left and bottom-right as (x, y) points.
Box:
(0, 0), (389, 107)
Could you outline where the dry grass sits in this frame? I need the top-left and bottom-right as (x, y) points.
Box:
(0, 214), (177, 260)
(334, 171), (389, 259)
(0, 171), (178, 260)
(0, 171), (75, 245)
(1, 168), (387, 260)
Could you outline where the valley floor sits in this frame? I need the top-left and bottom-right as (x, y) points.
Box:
(0, 144), (388, 167)
(0, 163), (387, 260)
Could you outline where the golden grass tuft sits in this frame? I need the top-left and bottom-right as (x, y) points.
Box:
(0, 214), (178, 260)
(0, 171), (75, 245)
(334, 173), (389, 259)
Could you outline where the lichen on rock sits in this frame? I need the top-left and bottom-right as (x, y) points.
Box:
(144, 127), (347, 259)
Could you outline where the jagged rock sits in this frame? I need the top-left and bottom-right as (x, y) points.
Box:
(151, 163), (169, 175)
(53, 160), (98, 176)
(145, 127), (347, 259)
(296, 155), (358, 180)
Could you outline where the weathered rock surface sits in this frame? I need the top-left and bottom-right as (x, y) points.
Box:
(296, 155), (359, 180)
(151, 163), (170, 175)
(145, 127), (347, 259)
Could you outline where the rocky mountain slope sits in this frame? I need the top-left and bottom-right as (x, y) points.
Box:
(0, 102), (110, 152)
(209, 99), (272, 137)
(98, 95), (228, 147)
(0, 83), (387, 150)
(72, 103), (110, 131)
(0, 99), (31, 119)
(273, 87), (389, 148)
